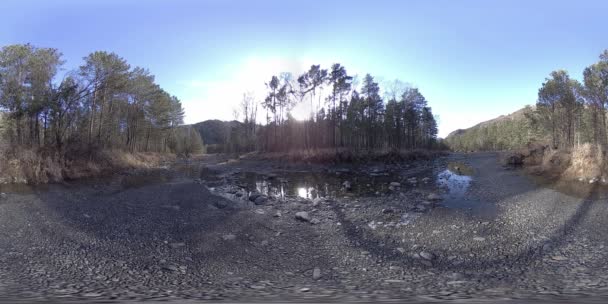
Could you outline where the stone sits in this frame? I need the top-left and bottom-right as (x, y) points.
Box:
(414, 204), (427, 212)
(389, 182), (401, 187)
(162, 264), (178, 272)
(169, 242), (185, 249)
(310, 218), (321, 225)
(214, 200), (228, 209)
(473, 237), (486, 242)
(222, 234), (236, 241)
(0, 192), (6, 199)
(421, 177), (431, 183)
(312, 267), (322, 280)
(299, 287), (311, 292)
(419, 251), (435, 260)
(551, 255), (568, 261)
(295, 211), (311, 222)
(342, 181), (352, 191)
(274, 211), (282, 217)
(312, 197), (324, 206)
(254, 195), (268, 205)
(382, 208), (394, 214)
(248, 192), (263, 202)
(427, 193), (442, 201)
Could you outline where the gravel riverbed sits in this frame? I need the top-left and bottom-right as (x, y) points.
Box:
(1, 152), (608, 303)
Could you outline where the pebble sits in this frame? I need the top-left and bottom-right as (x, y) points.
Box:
(222, 234), (236, 241)
(169, 242), (185, 248)
(419, 251), (436, 260)
(313, 267), (322, 280)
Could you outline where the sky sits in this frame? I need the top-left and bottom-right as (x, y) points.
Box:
(2, 0), (607, 137)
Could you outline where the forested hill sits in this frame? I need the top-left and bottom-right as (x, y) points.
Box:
(445, 106), (548, 151)
(192, 119), (242, 149)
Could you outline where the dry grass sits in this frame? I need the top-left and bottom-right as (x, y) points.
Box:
(513, 142), (607, 181)
(562, 144), (605, 180)
(0, 148), (175, 184)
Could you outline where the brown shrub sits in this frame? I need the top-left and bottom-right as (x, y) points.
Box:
(0, 148), (175, 184)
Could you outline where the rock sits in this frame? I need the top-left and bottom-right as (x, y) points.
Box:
(419, 251), (436, 260)
(255, 209), (265, 215)
(389, 182), (401, 187)
(162, 264), (178, 272)
(396, 247), (406, 254)
(473, 237), (486, 242)
(214, 200), (228, 209)
(0, 192), (6, 199)
(310, 218), (321, 225)
(260, 240), (269, 246)
(312, 267), (322, 280)
(382, 208), (394, 214)
(312, 197), (324, 207)
(551, 255), (568, 261)
(274, 211), (282, 217)
(421, 177), (431, 183)
(420, 200), (433, 206)
(222, 234), (236, 241)
(169, 242), (185, 249)
(420, 260), (433, 267)
(248, 192), (263, 202)
(427, 193), (442, 201)
(414, 204), (427, 212)
(342, 181), (352, 191)
(299, 287), (311, 292)
(254, 195), (268, 205)
(295, 211), (311, 222)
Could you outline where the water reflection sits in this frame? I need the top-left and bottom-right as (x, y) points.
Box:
(435, 162), (498, 216)
(239, 171), (392, 199)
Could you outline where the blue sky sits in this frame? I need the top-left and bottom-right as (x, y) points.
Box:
(2, 0), (607, 137)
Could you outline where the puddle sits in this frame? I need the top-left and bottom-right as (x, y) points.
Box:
(0, 183), (48, 194)
(529, 175), (608, 200)
(236, 171), (397, 199)
(436, 162), (497, 217)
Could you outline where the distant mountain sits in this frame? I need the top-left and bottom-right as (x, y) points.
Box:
(191, 119), (242, 146)
(445, 105), (547, 151)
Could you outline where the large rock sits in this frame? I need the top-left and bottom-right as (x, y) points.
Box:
(249, 192), (264, 202)
(254, 195), (269, 205)
(214, 200), (228, 209)
(295, 211), (311, 222)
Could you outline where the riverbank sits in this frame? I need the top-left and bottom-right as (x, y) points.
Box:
(0, 149), (178, 184)
(503, 143), (608, 184)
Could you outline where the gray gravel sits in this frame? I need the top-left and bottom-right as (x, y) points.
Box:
(1, 152), (608, 303)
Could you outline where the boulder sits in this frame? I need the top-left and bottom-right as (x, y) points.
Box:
(295, 211), (311, 222)
(254, 195), (268, 205)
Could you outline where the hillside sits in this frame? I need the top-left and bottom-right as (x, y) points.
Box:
(445, 105), (548, 151)
(190, 120), (245, 152)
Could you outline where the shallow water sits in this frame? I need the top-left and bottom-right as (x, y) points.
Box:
(436, 162), (498, 217)
(236, 171), (398, 199)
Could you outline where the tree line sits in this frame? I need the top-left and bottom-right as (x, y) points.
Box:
(0, 44), (203, 158)
(446, 49), (608, 153)
(228, 64), (439, 153)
